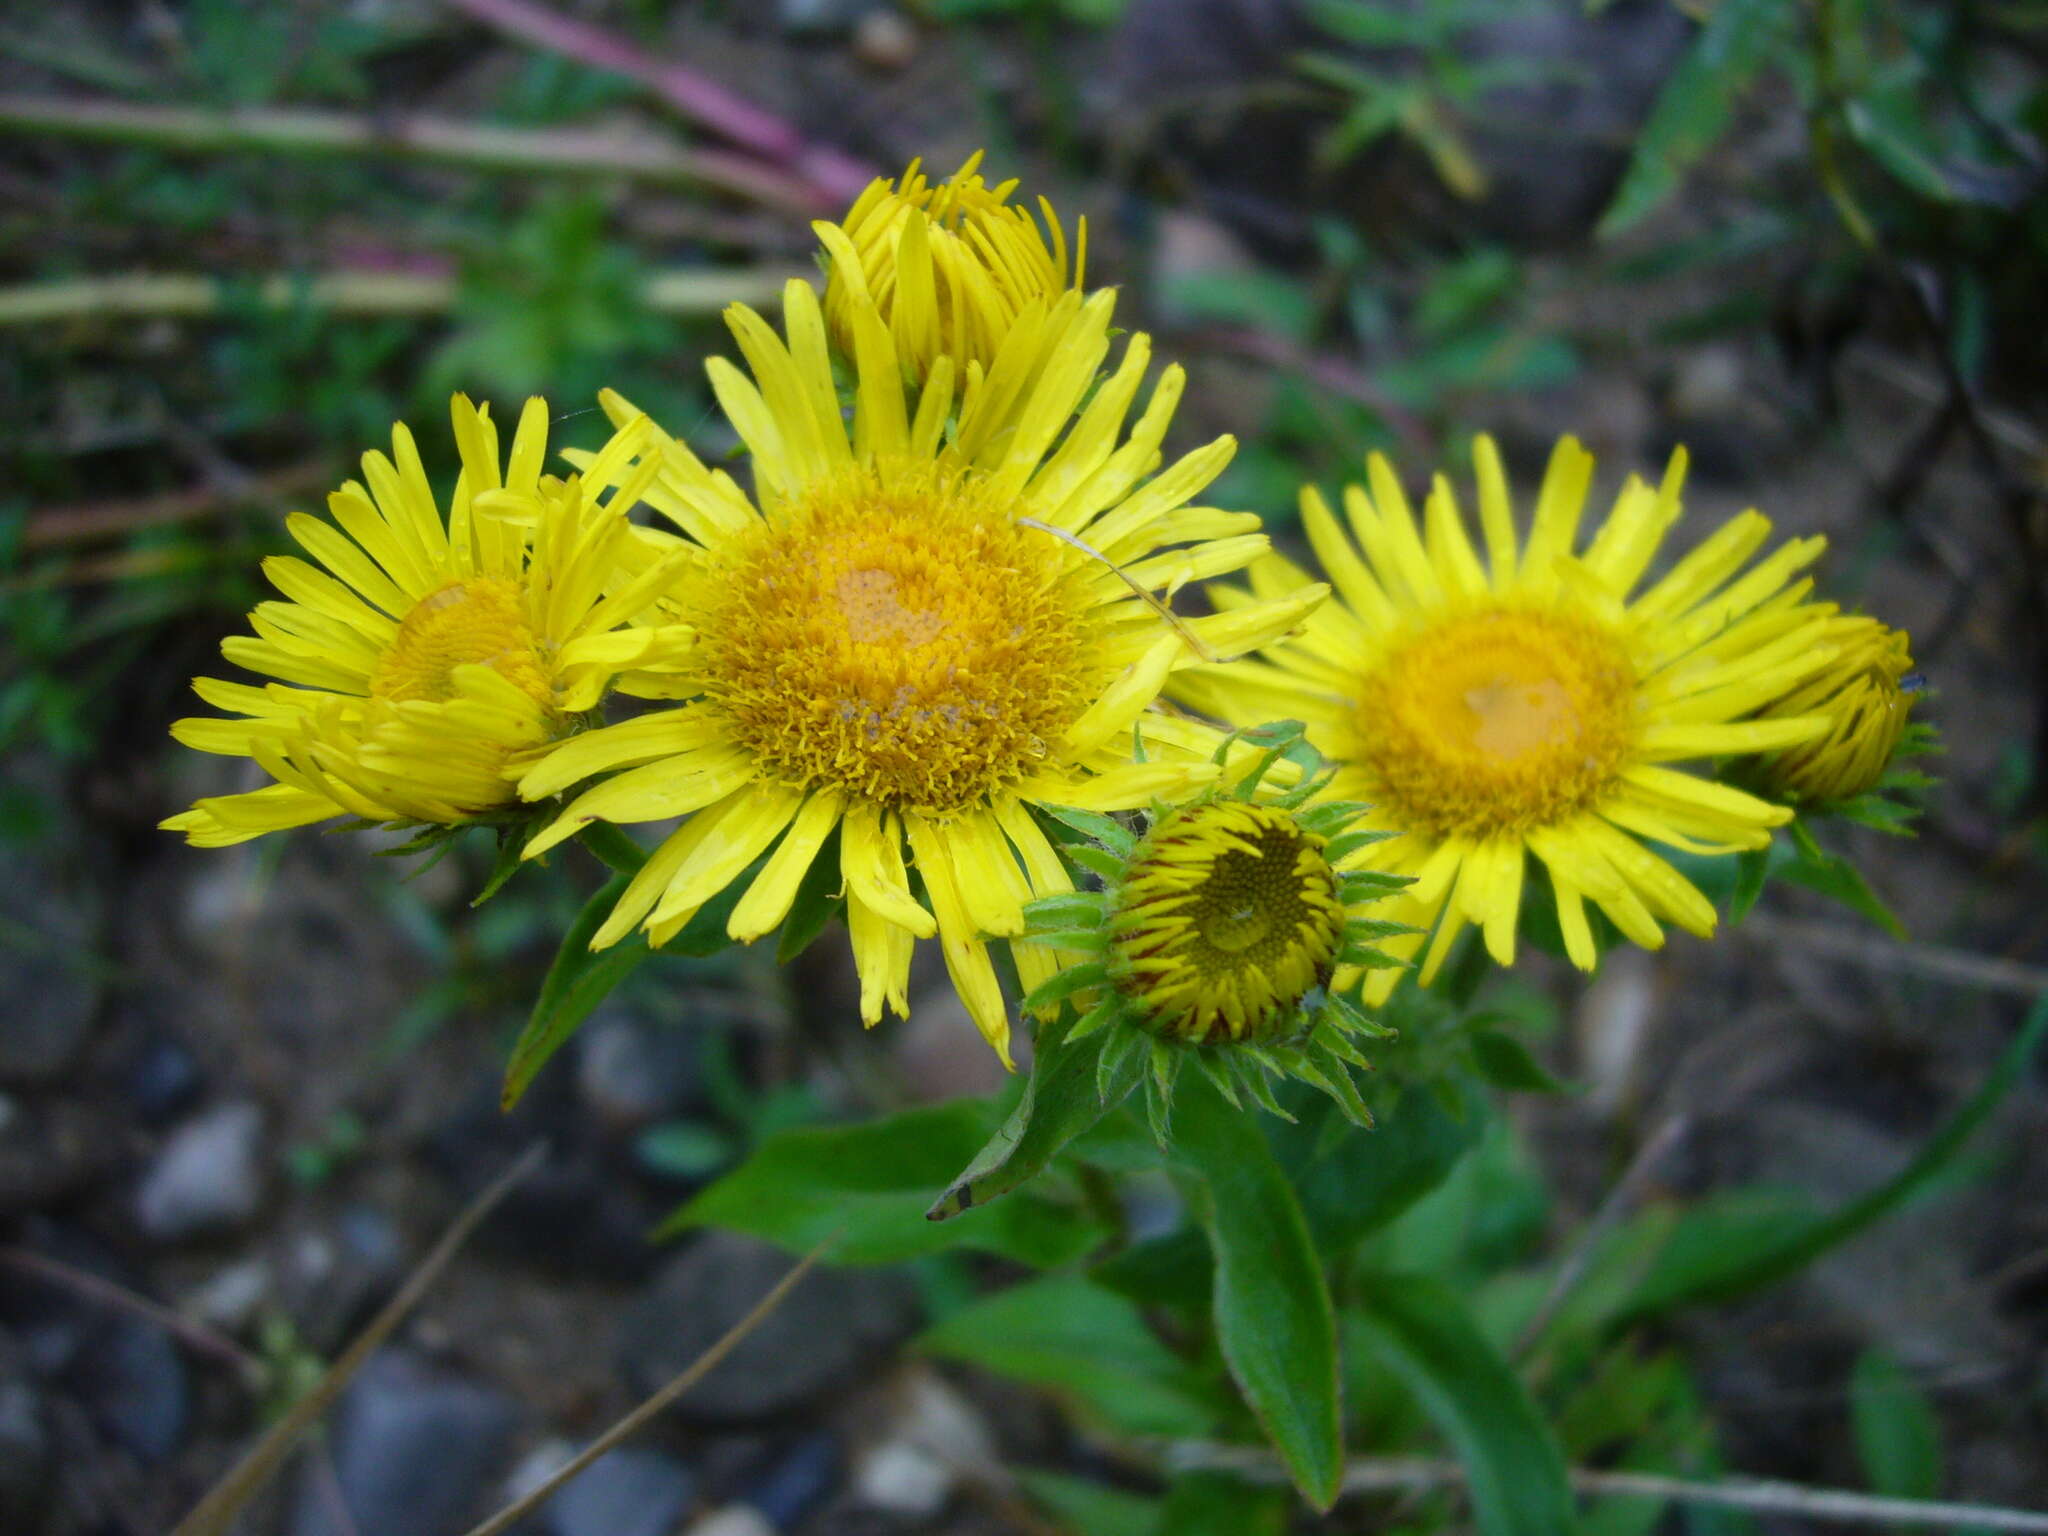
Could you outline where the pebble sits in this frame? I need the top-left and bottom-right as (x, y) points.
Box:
(289, 1349), (518, 1536)
(542, 1446), (696, 1536)
(851, 1371), (997, 1518)
(183, 1259), (273, 1336)
(616, 1233), (913, 1423)
(688, 1508), (777, 1536)
(576, 1008), (709, 1133)
(126, 1032), (205, 1125)
(742, 1431), (838, 1530)
(0, 1333), (49, 1527)
(136, 1100), (267, 1241)
(0, 1096), (116, 1215)
(852, 9), (918, 70)
(285, 1204), (406, 1353)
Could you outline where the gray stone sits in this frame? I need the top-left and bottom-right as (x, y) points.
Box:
(0, 1333), (49, 1528)
(291, 1349), (518, 1536)
(577, 1009), (708, 1133)
(544, 1446), (696, 1536)
(136, 1100), (266, 1240)
(0, 1095), (115, 1214)
(617, 1234), (914, 1423)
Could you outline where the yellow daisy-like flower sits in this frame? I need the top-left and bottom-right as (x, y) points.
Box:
(815, 150), (1084, 383)
(162, 396), (693, 847)
(1175, 435), (1841, 1001)
(520, 279), (1323, 1064)
(1754, 615), (1915, 802)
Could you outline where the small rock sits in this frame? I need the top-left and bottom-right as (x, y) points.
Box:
(777, 0), (871, 35)
(742, 1431), (838, 1529)
(0, 1097), (116, 1215)
(544, 1446), (696, 1536)
(285, 1204), (406, 1353)
(126, 1033), (204, 1125)
(183, 1259), (272, 1336)
(689, 1509), (777, 1536)
(852, 9), (918, 70)
(617, 1234), (914, 1423)
(0, 1333), (50, 1528)
(136, 1100), (266, 1240)
(852, 1372), (996, 1518)
(503, 1438), (575, 1505)
(577, 1008), (709, 1133)
(290, 1349), (518, 1536)
(853, 1442), (951, 1519)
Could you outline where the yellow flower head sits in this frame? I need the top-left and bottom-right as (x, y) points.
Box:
(815, 151), (1085, 383)
(1175, 435), (1843, 1000)
(1111, 800), (1349, 1047)
(521, 279), (1323, 1065)
(162, 396), (694, 847)
(1008, 735), (1406, 1139)
(1755, 615), (1916, 802)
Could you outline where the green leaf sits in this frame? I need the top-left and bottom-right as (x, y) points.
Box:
(668, 1099), (1103, 1267)
(1348, 1272), (1574, 1536)
(774, 823), (844, 963)
(1154, 1471), (1290, 1536)
(501, 872), (648, 1110)
(1619, 996), (2048, 1319)
(1174, 1080), (1343, 1510)
(1017, 1471), (1160, 1536)
(928, 1012), (1122, 1220)
(920, 1273), (1222, 1437)
(1598, 0), (1797, 237)
(1091, 1227), (1214, 1311)
(1618, 1186), (1824, 1319)
(1851, 1349), (1942, 1502)
(1469, 1029), (1573, 1094)
(1782, 823), (1904, 938)
(1276, 1084), (1481, 1256)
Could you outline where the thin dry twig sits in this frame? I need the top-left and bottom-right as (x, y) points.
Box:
(0, 92), (823, 212)
(457, 1237), (832, 1536)
(1757, 918), (2048, 998)
(0, 265), (799, 329)
(1513, 1114), (1692, 1361)
(440, 0), (876, 207)
(24, 458), (333, 550)
(168, 1141), (548, 1536)
(0, 1246), (266, 1388)
(1162, 1444), (2048, 1532)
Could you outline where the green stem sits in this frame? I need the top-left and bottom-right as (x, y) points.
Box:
(577, 821), (650, 877)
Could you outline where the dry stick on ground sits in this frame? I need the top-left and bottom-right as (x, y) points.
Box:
(0, 93), (823, 213)
(457, 1237), (833, 1536)
(440, 0), (877, 209)
(168, 1141), (548, 1536)
(1161, 1445), (2048, 1532)
(1753, 919), (2048, 999)
(0, 1246), (267, 1389)
(0, 265), (801, 329)
(25, 458), (334, 550)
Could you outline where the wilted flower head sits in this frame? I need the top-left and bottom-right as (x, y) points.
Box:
(1755, 615), (1916, 803)
(814, 150), (1085, 382)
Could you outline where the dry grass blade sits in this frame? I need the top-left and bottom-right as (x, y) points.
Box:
(457, 1237), (832, 1536)
(168, 1141), (548, 1536)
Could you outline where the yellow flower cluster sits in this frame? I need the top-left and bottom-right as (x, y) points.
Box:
(165, 153), (1923, 1066)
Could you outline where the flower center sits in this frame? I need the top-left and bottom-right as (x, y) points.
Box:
(1356, 606), (1636, 839)
(1111, 802), (1347, 1046)
(369, 578), (553, 709)
(692, 464), (1097, 814)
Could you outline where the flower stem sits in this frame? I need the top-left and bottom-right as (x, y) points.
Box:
(577, 821), (649, 876)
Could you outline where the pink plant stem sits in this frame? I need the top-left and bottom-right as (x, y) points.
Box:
(442, 0), (877, 209)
